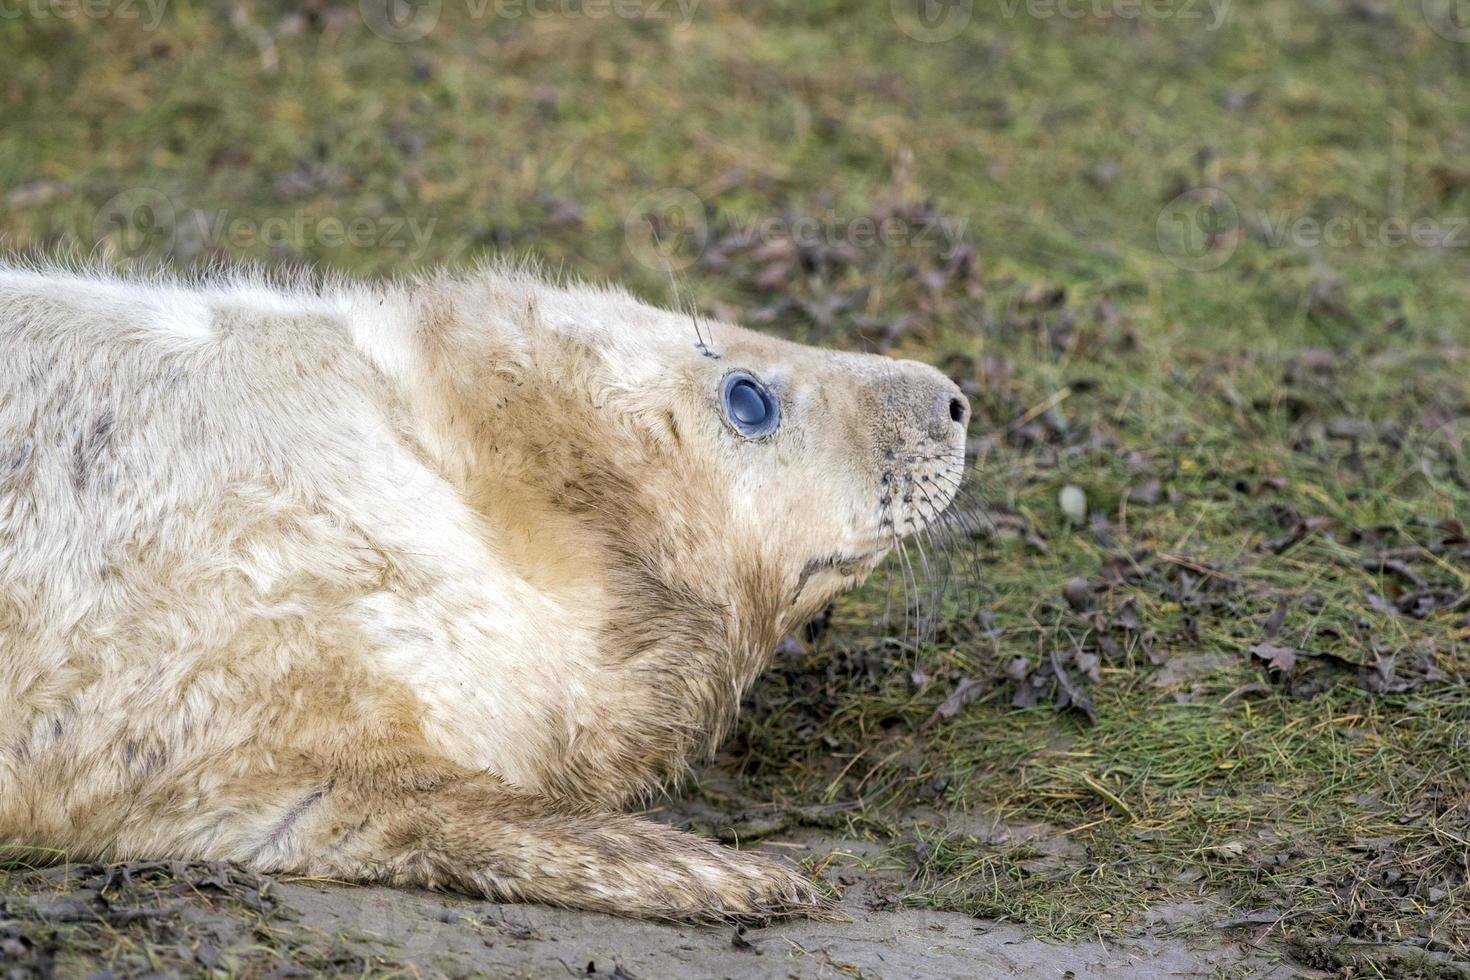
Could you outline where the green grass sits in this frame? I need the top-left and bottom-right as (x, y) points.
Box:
(4, 0), (1470, 972)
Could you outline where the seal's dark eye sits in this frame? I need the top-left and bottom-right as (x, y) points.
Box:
(720, 372), (780, 438)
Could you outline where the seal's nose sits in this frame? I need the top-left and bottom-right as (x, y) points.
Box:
(944, 391), (970, 428)
(877, 358), (971, 443)
(929, 381), (969, 442)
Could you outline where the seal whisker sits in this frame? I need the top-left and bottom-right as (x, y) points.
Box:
(916, 481), (978, 618)
(891, 523), (923, 650)
(916, 524), (951, 634)
(929, 485), (992, 540)
(905, 514), (939, 644)
(926, 472), (974, 505)
(902, 448), (967, 466)
(914, 481), (969, 580)
(917, 476), (990, 606)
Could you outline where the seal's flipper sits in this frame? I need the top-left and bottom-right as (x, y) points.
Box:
(251, 770), (829, 921)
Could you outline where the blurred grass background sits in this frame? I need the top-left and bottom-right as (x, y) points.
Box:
(5, 0), (1470, 971)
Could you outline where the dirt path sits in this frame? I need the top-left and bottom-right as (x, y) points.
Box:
(269, 877), (1294, 979)
(2, 814), (1309, 978)
(1, 833), (1303, 979)
(262, 819), (1301, 979)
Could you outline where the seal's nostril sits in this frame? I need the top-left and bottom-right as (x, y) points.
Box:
(948, 397), (967, 425)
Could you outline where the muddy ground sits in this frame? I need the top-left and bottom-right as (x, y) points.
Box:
(0, 800), (1377, 979)
(2, 818), (1312, 979)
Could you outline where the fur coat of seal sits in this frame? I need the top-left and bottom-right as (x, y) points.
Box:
(0, 262), (968, 919)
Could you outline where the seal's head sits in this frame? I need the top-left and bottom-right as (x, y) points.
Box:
(456, 276), (968, 655)
(427, 270), (970, 793)
(610, 320), (971, 630)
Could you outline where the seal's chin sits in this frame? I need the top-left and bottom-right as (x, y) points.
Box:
(793, 548), (885, 607)
(799, 550), (882, 582)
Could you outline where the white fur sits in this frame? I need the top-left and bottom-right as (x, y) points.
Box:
(0, 260), (967, 890)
